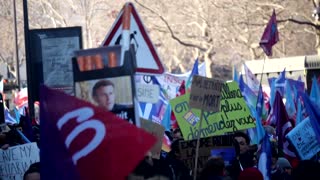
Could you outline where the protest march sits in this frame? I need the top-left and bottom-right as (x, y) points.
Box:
(1, 1), (320, 180)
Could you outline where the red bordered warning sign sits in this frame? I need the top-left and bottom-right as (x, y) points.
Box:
(101, 3), (165, 75)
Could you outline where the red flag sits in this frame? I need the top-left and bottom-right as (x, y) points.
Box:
(40, 86), (156, 180)
(176, 80), (186, 97)
(171, 80), (186, 129)
(260, 9), (279, 56)
(273, 92), (296, 159)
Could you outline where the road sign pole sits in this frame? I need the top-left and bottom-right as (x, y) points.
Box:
(120, 3), (131, 66)
(23, 0), (35, 118)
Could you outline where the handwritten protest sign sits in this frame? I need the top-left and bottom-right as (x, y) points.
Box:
(170, 81), (255, 140)
(141, 119), (165, 159)
(179, 135), (233, 172)
(135, 62), (206, 100)
(0, 143), (40, 180)
(190, 75), (223, 112)
(136, 83), (160, 103)
(286, 117), (320, 160)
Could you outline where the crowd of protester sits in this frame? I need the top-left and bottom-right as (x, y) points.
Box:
(1, 114), (320, 180)
(126, 130), (320, 180)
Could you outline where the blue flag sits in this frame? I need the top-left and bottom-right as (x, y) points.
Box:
(258, 133), (272, 180)
(256, 85), (264, 117)
(302, 93), (320, 144)
(268, 68), (286, 96)
(255, 85), (266, 143)
(239, 75), (257, 116)
(285, 80), (296, 119)
(186, 59), (199, 90)
(233, 65), (239, 82)
(310, 75), (320, 107)
(296, 98), (302, 125)
(4, 108), (17, 125)
(161, 103), (171, 131)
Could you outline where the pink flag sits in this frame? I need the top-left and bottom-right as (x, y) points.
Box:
(260, 9), (279, 56)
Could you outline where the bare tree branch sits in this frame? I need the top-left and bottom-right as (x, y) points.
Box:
(252, 2), (285, 9)
(313, 0), (319, 8)
(278, 18), (319, 28)
(134, 0), (207, 51)
(239, 18), (318, 29)
(40, 0), (68, 26)
(0, 53), (6, 63)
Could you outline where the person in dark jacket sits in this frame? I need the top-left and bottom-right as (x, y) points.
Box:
(199, 156), (225, 180)
(229, 132), (255, 180)
(165, 138), (192, 180)
(292, 160), (320, 180)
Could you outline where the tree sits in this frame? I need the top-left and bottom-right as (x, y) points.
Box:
(0, 0), (25, 80)
(0, 0), (318, 81)
(131, 0), (316, 78)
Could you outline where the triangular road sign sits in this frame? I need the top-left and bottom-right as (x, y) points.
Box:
(102, 3), (165, 75)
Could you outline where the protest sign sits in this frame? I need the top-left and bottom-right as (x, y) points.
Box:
(140, 119), (165, 159)
(0, 143), (39, 180)
(73, 46), (137, 125)
(170, 81), (255, 140)
(40, 86), (156, 180)
(136, 84), (160, 103)
(189, 75), (223, 112)
(211, 147), (235, 166)
(136, 62), (206, 100)
(75, 76), (135, 123)
(179, 135), (233, 172)
(286, 117), (320, 160)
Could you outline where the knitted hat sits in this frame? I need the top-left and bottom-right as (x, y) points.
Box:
(238, 167), (263, 180)
(277, 157), (292, 169)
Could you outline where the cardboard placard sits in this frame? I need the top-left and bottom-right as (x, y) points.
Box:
(0, 143), (40, 180)
(179, 135), (234, 172)
(170, 81), (255, 140)
(140, 119), (165, 159)
(190, 75), (223, 112)
(136, 84), (160, 103)
(286, 117), (320, 160)
(73, 46), (137, 124)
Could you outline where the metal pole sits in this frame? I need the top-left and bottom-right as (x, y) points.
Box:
(13, 0), (20, 90)
(23, 0), (34, 118)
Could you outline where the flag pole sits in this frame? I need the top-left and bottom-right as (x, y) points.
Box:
(243, 63), (248, 84)
(193, 109), (204, 180)
(259, 56), (267, 86)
